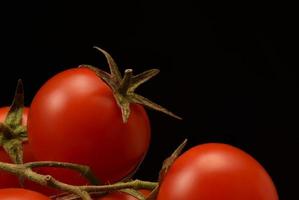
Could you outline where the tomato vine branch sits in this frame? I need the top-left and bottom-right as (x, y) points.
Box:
(0, 139), (187, 200)
(0, 161), (158, 200)
(24, 161), (100, 185)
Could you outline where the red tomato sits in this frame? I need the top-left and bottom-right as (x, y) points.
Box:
(0, 107), (35, 188)
(0, 188), (51, 200)
(28, 67), (151, 185)
(157, 143), (279, 200)
(96, 189), (150, 200)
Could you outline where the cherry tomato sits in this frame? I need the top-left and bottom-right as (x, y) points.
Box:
(28, 67), (151, 184)
(0, 188), (51, 200)
(157, 143), (279, 200)
(0, 107), (35, 188)
(96, 189), (150, 200)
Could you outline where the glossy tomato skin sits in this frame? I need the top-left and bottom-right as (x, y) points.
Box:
(0, 107), (35, 188)
(28, 67), (151, 185)
(96, 189), (150, 200)
(157, 143), (279, 200)
(0, 188), (51, 200)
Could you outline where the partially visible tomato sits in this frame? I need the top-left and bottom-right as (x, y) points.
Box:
(0, 188), (51, 200)
(157, 143), (279, 200)
(0, 107), (35, 188)
(28, 67), (151, 185)
(96, 189), (151, 200)
(0, 107), (29, 122)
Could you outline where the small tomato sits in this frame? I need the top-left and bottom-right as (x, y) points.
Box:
(157, 143), (279, 200)
(0, 188), (51, 200)
(28, 67), (151, 184)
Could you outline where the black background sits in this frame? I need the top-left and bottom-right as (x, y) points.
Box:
(1, 1), (297, 199)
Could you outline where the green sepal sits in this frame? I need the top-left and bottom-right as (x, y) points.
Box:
(79, 47), (182, 123)
(5, 79), (24, 127)
(2, 138), (24, 164)
(144, 139), (188, 200)
(0, 79), (27, 165)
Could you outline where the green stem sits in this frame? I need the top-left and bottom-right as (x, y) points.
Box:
(81, 179), (158, 192)
(24, 161), (99, 185)
(0, 161), (158, 200)
(0, 161), (92, 200)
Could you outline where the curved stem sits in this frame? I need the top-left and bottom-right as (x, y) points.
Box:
(55, 180), (158, 200)
(0, 161), (91, 200)
(81, 179), (157, 192)
(0, 161), (158, 200)
(24, 161), (99, 185)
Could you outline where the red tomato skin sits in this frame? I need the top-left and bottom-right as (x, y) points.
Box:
(157, 143), (279, 200)
(0, 188), (51, 200)
(96, 189), (150, 200)
(0, 107), (29, 123)
(0, 107), (35, 188)
(28, 67), (151, 185)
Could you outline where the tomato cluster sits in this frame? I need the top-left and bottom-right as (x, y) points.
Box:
(0, 49), (279, 199)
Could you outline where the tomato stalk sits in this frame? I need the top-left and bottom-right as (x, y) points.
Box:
(0, 161), (93, 199)
(25, 161), (99, 185)
(80, 47), (182, 123)
(0, 140), (187, 200)
(145, 139), (188, 200)
(0, 160), (157, 200)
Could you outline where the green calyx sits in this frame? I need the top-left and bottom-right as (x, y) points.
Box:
(80, 47), (182, 123)
(0, 79), (27, 164)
